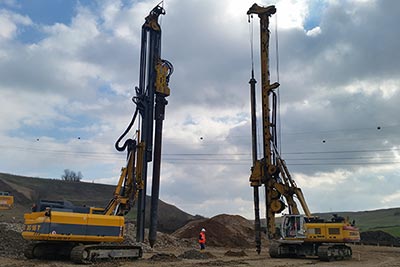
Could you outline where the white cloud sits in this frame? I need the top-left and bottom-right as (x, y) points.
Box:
(0, 88), (68, 131)
(40, 7), (99, 54)
(382, 191), (400, 204)
(343, 79), (400, 99)
(306, 26), (321, 36)
(295, 169), (350, 189)
(0, 0), (400, 219)
(275, 0), (308, 29)
(0, 9), (31, 40)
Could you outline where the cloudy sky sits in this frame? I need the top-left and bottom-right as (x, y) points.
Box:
(1, 0), (399, 219)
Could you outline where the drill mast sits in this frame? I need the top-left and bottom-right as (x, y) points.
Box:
(247, 3), (311, 244)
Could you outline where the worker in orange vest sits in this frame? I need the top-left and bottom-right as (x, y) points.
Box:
(198, 228), (206, 250)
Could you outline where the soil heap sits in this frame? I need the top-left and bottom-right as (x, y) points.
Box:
(178, 249), (216, 259)
(0, 223), (26, 258)
(172, 214), (256, 248)
(361, 230), (400, 246)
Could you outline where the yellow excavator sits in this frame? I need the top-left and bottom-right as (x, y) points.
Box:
(247, 3), (360, 261)
(22, 4), (173, 263)
(0, 191), (14, 210)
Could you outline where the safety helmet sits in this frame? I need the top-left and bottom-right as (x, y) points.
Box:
(201, 228), (206, 232)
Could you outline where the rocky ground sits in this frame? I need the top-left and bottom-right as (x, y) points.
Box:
(1, 244), (400, 267)
(2, 221), (400, 267)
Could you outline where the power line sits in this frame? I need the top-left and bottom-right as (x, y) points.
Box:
(217, 124), (400, 138)
(283, 155), (397, 161)
(163, 161), (400, 166)
(281, 124), (400, 136)
(1, 144), (400, 157)
(163, 153), (250, 156)
(282, 148), (400, 155)
(164, 155), (398, 161)
(287, 162), (400, 166)
(0, 145), (119, 155)
(1, 144), (399, 167)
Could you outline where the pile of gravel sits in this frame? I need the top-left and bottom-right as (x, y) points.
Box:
(172, 214), (255, 248)
(224, 250), (247, 257)
(0, 223), (27, 258)
(178, 249), (216, 259)
(149, 253), (180, 261)
(361, 230), (400, 246)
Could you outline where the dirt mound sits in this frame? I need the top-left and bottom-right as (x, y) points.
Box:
(224, 250), (247, 257)
(149, 253), (180, 261)
(178, 249), (216, 259)
(172, 214), (255, 248)
(361, 230), (400, 246)
(0, 223), (27, 258)
(122, 222), (196, 251)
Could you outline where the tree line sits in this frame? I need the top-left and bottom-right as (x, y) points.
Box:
(61, 169), (83, 182)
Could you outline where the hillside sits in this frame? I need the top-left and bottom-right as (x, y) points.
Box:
(2, 172), (400, 238)
(314, 209), (400, 237)
(0, 172), (199, 233)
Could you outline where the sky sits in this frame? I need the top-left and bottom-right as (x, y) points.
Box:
(0, 0), (400, 219)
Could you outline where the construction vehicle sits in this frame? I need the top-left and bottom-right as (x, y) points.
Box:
(22, 3), (173, 263)
(0, 191), (14, 210)
(247, 3), (360, 261)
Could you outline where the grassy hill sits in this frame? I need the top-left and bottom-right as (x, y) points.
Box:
(0, 172), (199, 233)
(314, 209), (400, 237)
(1, 172), (400, 237)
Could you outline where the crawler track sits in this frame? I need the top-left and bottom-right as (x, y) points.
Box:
(269, 241), (352, 261)
(318, 244), (352, 261)
(70, 244), (142, 264)
(24, 242), (142, 264)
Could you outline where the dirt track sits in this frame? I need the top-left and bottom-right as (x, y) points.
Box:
(1, 245), (400, 267)
(2, 218), (400, 267)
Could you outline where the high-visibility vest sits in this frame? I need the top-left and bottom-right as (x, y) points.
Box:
(199, 232), (206, 244)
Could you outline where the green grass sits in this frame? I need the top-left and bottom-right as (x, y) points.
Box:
(367, 226), (400, 237)
(314, 208), (400, 237)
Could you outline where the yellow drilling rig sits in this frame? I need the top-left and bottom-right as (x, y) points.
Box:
(22, 4), (173, 263)
(247, 3), (360, 261)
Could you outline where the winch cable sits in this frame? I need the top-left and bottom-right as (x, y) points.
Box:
(274, 13), (282, 155)
(115, 108), (139, 152)
(248, 14), (255, 78)
(248, 14), (262, 158)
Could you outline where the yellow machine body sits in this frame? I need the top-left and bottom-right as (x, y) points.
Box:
(0, 192), (14, 210)
(304, 222), (360, 243)
(22, 209), (124, 242)
(20, 128), (144, 263)
(21, 128), (145, 263)
(281, 215), (360, 243)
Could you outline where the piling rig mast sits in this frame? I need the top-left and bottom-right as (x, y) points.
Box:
(22, 4), (173, 263)
(115, 3), (173, 247)
(247, 3), (359, 261)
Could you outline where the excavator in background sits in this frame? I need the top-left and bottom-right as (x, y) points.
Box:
(22, 4), (173, 263)
(0, 191), (14, 210)
(247, 3), (360, 261)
